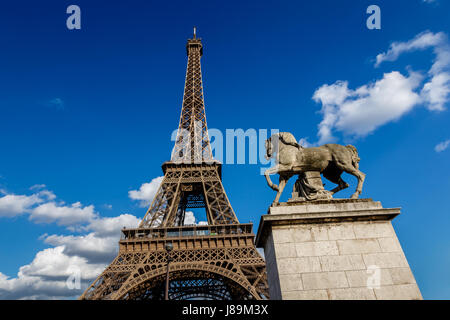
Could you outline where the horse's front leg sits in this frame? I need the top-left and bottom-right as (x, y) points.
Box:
(264, 165), (280, 191)
(272, 175), (289, 206)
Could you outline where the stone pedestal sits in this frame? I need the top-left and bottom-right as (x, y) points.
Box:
(255, 199), (422, 300)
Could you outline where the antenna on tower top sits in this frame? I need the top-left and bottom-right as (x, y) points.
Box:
(193, 26), (197, 39)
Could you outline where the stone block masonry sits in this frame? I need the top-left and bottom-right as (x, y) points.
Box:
(255, 199), (422, 300)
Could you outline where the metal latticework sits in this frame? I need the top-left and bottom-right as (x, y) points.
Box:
(171, 34), (212, 164)
(80, 225), (268, 300)
(80, 30), (268, 300)
(139, 162), (239, 228)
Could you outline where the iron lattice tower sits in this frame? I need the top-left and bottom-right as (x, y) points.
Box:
(80, 30), (269, 300)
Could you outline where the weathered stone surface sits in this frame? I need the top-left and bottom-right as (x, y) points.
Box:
(263, 233), (282, 300)
(273, 243), (296, 258)
(327, 224), (356, 240)
(377, 237), (402, 252)
(271, 227), (293, 244)
(256, 200), (422, 300)
(282, 290), (328, 300)
(319, 254), (366, 272)
(353, 222), (394, 239)
(277, 257), (322, 274)
(302, 272), (349, 290)
(295, 241), (339, 257)
(345, 269), (393, 287)
(389, 268), (416, 285)
(362, 252), (408, 269)
(310, 226), (328, 241)
(279, 274), (303, 291)
(291, 227), (313, 242)
(337, 239), (381, 255)
(328, 287), (376, 300)
(373, 284), (422, 300)
(270, 199), (383, 215)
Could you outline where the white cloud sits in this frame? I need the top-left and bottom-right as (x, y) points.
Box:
(182, 211), (208, 226)
(85, 213), (139, 237)
(435, 139), (450, 152)
(312, 31), (450, 143)
(183, 211), (196, 225)
(43, 234), (117, 264)
(0, 173), (206, 299)
(421, 72), (450, 111)
(0, 271), (75, 300)
(36, 190), (56, 201)
(19, 246), (102, 280)
(0, 181), (145, 299)
(375, 31), (450, 111)
(40, 213), (140, 263)
(0, 211), (141, 299)
(0, 247), (105, 299)
(128, 176), (163, 207)
(0, 187), (59, 218)
(313, 71), (422, 143)
(30, 201), (97, 226)
(0, 194), (43, 217)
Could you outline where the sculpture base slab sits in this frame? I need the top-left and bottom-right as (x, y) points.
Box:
(255, 199), (422, 300)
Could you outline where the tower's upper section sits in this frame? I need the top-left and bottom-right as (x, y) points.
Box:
(186, 27), (203, 56)
(171, 29), (213, 163)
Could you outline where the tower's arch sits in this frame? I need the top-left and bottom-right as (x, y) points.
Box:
(115, 263), (260, 300)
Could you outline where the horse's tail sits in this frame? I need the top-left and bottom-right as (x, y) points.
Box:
(346, 145), (360, 169)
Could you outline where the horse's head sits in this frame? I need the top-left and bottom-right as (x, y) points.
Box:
(265, 132), (301, 160)
(265, 133), (279, 160)
(265, 137), (272, 160)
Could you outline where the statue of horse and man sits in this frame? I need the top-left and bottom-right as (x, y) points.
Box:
(264, 132), (366, 206)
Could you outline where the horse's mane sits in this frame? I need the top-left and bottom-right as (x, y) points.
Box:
(278, 132), (299, 146)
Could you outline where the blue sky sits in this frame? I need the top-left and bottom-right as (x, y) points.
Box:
(0, 0), (449, 299)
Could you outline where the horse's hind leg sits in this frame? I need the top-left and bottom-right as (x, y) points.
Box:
(323, 168), (349, 195)
(346, 168), (365, 199)
(330, 177), (349, 195)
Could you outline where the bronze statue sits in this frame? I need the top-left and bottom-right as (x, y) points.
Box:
(264, 132), (365, 206)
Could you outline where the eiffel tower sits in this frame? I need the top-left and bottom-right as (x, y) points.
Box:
(80, 29), (269, 300)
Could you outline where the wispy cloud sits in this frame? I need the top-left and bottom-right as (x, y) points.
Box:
(375, 31), (443, 65)
(435, 139), (450, 152)
(30, 184), (47, 191)
(43, 98), (65, 110)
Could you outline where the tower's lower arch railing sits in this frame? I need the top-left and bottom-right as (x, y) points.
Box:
(111, 262), (262, 300)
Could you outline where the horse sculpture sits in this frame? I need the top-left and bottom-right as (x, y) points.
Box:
(264, 132), (365, 205)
